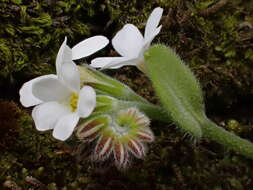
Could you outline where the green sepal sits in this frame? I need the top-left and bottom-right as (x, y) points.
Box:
(94, 95), (171, 123)
(78, 64), (171, 123)
(78, 65), (148, 103)
(76, 115), (111, 141)
(95, 95), (118, 113)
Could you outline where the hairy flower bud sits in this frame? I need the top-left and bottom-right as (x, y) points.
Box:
(76, 107), (154, 169)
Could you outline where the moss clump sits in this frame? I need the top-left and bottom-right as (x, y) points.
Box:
(1, 0), (253, 189)
(0, 0), (95, 84)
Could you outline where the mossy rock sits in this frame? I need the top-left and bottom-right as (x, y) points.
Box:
(1, 0), (253, 189)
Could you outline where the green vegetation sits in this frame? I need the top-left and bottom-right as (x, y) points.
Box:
(1, 0), (253, 189)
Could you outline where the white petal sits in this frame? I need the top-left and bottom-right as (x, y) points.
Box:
(32, 102), (69, 131)
(77, 86), (96, 118)
(112, 24), (144, 57)
(144, 25), (162, 48)
(91, 57), (138, 69)
(19, 75), (55, 107)
(91, 57), (126, 68)
(103, 57), (140, 69)
(53, 113), (79, 141)
(56, 37), (72, 77)
(72, 36), (109, 60)
(144, 7), (163, 40)
(32, 75), (71, 102)
(60, 61), (80, 92)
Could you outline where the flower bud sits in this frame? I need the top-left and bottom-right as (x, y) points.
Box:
(76, 107), (154, 169)
(76, 115), (110, 142)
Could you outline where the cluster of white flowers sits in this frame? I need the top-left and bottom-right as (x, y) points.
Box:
(19, 7), (163, 142)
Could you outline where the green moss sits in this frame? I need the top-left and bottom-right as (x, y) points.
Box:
(1, 0), (253, 189)
(0, 0), (93, 83)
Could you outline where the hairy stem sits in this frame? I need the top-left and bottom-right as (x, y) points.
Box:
(203, 118), (253, 158)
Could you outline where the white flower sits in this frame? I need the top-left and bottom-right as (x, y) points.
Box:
(19, 36), (109, 141)
(90, 7), (163, 72)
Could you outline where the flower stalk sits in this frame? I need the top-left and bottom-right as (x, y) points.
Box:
(202, 118), (253, 159)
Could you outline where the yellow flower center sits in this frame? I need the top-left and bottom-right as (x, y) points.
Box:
(70, 93), (79, 112)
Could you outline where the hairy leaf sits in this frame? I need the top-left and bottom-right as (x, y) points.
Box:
(145, 45), (205, 138)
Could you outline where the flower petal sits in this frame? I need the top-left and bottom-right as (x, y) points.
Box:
(144, 7), (163, 40)
(56, 37), (72, 77)
(32, 75), (71, 102)
(55, 37), (80, 89)
(60, 61), (80, 92)
(32, 102), (69, 131)
(112, 24), (144, 57)
(19, 75), (55, 107)
(105, 58), (140, 69)
(53, 113), (79, 141)
(77, 86), (96, 118)
(72, 36), (109, 60)
(143, 25), (162, 48)
(91, 57), (138, 69)
(90, 57), (125, 68)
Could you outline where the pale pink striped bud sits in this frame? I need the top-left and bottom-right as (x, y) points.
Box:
(76, 107), (154, 169)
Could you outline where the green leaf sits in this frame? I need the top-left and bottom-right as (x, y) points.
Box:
(145, 45), (253, 159)
(145, 45), (204, 138)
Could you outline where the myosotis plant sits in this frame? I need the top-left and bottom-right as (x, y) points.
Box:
(145, 45), (253, 159)
(19, 7), (253, 169)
